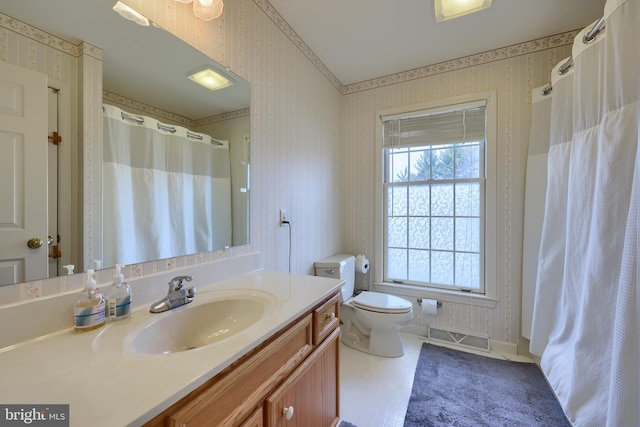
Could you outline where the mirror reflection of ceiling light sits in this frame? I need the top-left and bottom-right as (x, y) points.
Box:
(187, 67), (234, 91)
(434, 0), (493, 22)
(174, 0), (224, 21)
(112, 1), (150, 26)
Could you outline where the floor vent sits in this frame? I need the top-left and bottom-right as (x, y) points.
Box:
(428, 326), (491, 352)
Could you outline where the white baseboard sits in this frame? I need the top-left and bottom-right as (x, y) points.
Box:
(401, 323), (428, 336)
(489, 339), (518, 355)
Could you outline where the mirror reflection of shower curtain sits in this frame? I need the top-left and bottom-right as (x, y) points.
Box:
(530, 1), (639, 426)
(102, 104), (231, 267)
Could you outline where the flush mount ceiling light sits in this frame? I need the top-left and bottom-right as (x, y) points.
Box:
(113, 1), (150, 26)
(434, 0), (493, 22)
(174, 0), (224, 21)
(187, 67), (234, 91)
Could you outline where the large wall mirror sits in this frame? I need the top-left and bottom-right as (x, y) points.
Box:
(0, 0), (251, 286)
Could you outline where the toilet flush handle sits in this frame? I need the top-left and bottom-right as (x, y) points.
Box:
(323, 269), (336, 275)
(282, 406), (294, 420)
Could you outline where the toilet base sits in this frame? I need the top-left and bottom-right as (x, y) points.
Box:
(340, 320), (405, 358)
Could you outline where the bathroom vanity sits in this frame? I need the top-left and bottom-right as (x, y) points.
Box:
(0, 268), (342, 427)
(144, 292), (340, 426)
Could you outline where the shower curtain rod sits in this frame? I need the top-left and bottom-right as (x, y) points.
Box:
(583, 16), (605, 44)
(121, 111), (144, 123)
(541, 16), (605, 96)
(186, 132), (222, 145)
(117, 109), (221, 145)
(558, 57), (574, 76)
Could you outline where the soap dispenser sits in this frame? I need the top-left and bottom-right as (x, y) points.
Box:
(104, 264), (132, 321)
(73, 269), (106, 332)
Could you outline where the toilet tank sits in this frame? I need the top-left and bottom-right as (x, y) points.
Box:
(314, 254), (355, 301)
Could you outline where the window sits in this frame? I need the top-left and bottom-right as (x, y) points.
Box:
(379, 97), (493, 294)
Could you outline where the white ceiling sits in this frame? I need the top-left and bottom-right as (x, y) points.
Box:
(269, 0), (608, 85)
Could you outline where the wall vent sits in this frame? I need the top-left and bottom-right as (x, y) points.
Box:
(428, 326), (491, 352)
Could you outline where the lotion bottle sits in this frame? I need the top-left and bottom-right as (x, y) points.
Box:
(104, 264), (132, 321)
(73, 269), (106, 332)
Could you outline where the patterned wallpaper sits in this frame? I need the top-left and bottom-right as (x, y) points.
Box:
(341, 45), (573, 347)
(0, 0), (578, 350)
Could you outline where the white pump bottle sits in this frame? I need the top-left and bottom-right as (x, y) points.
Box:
(104, 264), (132, 321)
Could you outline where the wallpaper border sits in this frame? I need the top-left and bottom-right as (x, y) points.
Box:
(340, 30), (579, 94)
(251, 1), (580, 95)
(3, 7), (579, 98)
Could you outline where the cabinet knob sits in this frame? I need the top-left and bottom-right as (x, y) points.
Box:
(282, 405), (294, 420)
(326, 312), (336, 321)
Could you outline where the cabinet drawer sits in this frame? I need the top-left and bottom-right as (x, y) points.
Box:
(164, 314), (313, 426)
(313, 293), (339, 344)
(240, 407), (263, 427)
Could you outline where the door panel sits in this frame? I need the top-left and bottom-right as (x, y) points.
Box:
(0, 61), (48, 285)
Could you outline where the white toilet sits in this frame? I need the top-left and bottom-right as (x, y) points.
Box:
(315, 254), (413, 358)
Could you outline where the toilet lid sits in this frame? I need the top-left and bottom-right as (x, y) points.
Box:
(352, 291), (412, 314)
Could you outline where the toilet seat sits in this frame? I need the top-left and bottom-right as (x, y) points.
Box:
(352, 291), (412, 314)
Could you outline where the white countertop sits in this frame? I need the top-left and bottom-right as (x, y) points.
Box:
(0, 270), (342, 427)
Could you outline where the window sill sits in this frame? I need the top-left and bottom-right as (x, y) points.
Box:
(374, 282), (498, 309)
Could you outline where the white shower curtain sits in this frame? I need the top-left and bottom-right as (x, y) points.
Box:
(521, 87), (552, 341)
(102, 104), (232, 267)
(529, 0), (639, 426)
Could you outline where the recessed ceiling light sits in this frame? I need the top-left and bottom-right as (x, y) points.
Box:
(434, 0), (493, 22)
(187, 67), (234, 91)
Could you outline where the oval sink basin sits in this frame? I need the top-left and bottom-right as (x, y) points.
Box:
(133, 297), (266, 355)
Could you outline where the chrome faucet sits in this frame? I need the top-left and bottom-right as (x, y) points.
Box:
(149, 275), (196, 313)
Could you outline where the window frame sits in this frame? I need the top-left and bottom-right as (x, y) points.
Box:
(374, 92), (498, 306)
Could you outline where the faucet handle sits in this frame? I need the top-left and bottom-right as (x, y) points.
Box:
(186, 287), (196, 298)
(168, 275), (193, 291)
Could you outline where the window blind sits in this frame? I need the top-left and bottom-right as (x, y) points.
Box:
(383, 102), (486, 148)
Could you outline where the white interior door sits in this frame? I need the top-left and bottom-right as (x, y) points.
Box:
(0, 61), (48, 285)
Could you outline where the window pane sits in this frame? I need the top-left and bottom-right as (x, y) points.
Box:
(432, 184), (453, 216)
(455, 217), (480, 252)
(410, 149), (430, 181)
(387, 217), (407, 247)
(408, 185), (430, 216)
(432, 251), (454, 285)
(389, 150), (409, 183)
(431, 217), (453, 250)
(387, 248), (407, 280)
(455, 183), (480, 216)
(455, 253), (480, 289)
(408, 250), (429, 282)
(409, 217), (430, 249)
(388, 186), (408, 216)
(431, 146), (455, 180)
(455, 144), (480, 178)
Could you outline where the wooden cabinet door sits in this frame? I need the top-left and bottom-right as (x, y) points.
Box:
(265, 329), (339, 427)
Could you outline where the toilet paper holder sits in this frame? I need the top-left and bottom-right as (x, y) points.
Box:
(417, 298), (442, 309)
